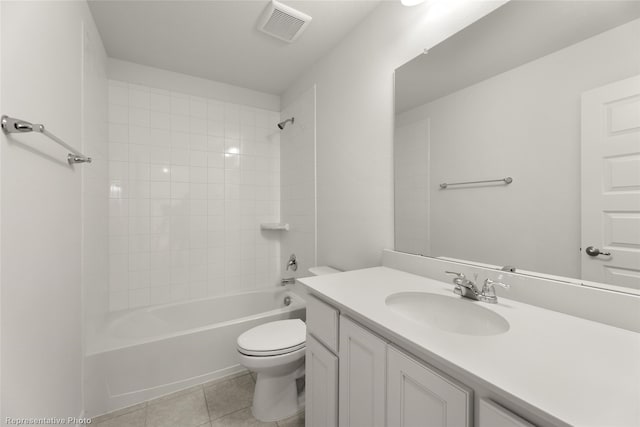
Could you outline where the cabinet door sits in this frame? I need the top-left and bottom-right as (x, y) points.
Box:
(306, 334), (338, 427)
(387, 346), (471, 427)
(339, 316), (387, 427)
(479, 399), (534, 427)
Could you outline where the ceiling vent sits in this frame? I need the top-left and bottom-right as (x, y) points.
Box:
(258, 0), (312, 43)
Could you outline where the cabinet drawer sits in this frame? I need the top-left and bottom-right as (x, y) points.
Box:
(306, 295), (339, 353)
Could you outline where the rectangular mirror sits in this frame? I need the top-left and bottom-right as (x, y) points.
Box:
(394, 0), (640, 294)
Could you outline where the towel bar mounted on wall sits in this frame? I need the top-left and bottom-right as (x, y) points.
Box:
(439, 177), (513, 189)
(1, 115), (92, 164)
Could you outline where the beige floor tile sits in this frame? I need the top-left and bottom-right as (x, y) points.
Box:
(205, 374), (255, 420)
(276, 411), (305, 427)
(210, 408), (277, 427)
(146, 388), (210, 427)
(93, 407), (146, 427)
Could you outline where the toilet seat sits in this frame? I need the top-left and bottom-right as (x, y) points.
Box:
(237, 319), (306, 357)
(238, 342), (305, 357)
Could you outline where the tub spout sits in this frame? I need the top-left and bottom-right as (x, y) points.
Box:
(281, 277), (296, 286)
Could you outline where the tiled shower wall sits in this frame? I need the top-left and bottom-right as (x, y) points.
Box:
(107, 80), (281, 311)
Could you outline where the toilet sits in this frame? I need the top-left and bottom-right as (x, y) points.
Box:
(237, 318), (306, 422)
(237, 266), (341, 422)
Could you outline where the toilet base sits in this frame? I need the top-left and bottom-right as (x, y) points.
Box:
(251, 363), (305, 422)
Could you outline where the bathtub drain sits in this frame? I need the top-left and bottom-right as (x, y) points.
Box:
(284, 296), (292, 306)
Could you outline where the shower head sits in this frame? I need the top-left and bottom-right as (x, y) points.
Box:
(277, 117), (294, 129)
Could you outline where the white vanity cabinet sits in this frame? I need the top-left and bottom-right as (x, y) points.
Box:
(306, 295), (475, 427)
(306, 295), (341, 427)
(339, 316), (386, 427)
(305, 334), (339, 427)
(387, 345), (471, 427)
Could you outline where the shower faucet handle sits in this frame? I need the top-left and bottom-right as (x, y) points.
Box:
(286, 254), (298, 271)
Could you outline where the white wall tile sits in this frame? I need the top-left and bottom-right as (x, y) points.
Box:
(109, 83), (129, 106)
(129, 125), (150, 145)
(109, 291), (129, 311)
(149, 147), (171, 164)
(129, 162), (150, 181)
(171, 95), (190, 116)
(150, 286), (171, 305)
(190, 97), (207, 118)
(150, 111), (171, 130)
(129, 288), (150, 308)
(129, 87), (149, 109)
(150, 128), (171, 147)
(150, 181), (170, 199)
(129, 107), (150, 127)
(108, 81), (280, 311)
(109, 123), (129, 144)
(150, 92), (171, 113)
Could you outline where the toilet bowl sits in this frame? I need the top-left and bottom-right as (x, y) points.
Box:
(237, 318), (306, 422)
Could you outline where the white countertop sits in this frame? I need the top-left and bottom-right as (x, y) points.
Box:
(299, 266), (640, 427)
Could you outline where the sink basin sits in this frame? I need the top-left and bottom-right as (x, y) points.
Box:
(385, 292), (510, 336)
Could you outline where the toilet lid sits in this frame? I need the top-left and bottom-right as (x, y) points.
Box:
(237, 319), (306, 355)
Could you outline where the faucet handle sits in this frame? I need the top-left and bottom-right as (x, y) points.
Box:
(445, 271), (466, 294)
(445, 271), (465, 279)
(479, 278), (510, 304)
(484, 278), (510, 289)
(286, 253), (298, 272)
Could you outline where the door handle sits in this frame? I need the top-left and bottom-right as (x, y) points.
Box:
(585, 246), (611, 257)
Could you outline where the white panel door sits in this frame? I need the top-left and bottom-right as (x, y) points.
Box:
(306, 335), (338, 427)
(582, 75), (640, 293)
(387, 346), (471, 427)
(339, 316), (387, 427)
(478, 399), (534, 427)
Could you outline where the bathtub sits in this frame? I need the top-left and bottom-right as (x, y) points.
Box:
(84, 288), (305, 417)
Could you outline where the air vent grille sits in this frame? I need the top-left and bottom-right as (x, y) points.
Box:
(258, 0), (312, 43)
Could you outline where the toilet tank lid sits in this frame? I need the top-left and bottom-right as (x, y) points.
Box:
(309, 266), (342, 276)
(237, 319), (306, 352)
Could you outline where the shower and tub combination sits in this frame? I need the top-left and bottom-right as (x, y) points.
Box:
(81, 108), (309, 417)
(85, 287), (305, 415)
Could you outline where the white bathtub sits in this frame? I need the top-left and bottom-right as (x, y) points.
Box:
(84, 288), (305, 417)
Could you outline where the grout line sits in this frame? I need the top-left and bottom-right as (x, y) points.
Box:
(210, 406), (252, 423)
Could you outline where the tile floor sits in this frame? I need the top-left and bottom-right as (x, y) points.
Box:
(93, 373), (304, 427)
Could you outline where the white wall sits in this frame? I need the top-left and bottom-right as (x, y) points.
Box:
(82, 11), (109, 340)
(106, 62), (282, 312)
(280, 86), (317, 278)
(283, 0), (507, 271)
(108, 59), (279, 112)
(1, 1), (106, 422)
(395, 19), (640, 278)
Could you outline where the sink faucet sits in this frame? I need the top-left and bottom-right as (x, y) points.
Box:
(445, 271), (481, 300)
(444, 271), (510, 303)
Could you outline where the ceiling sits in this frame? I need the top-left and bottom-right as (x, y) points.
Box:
(395, 0), (640, 113)
(88, 0), (381, 95)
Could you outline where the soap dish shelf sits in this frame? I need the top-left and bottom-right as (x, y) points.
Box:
(260, 223), (290, 231)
